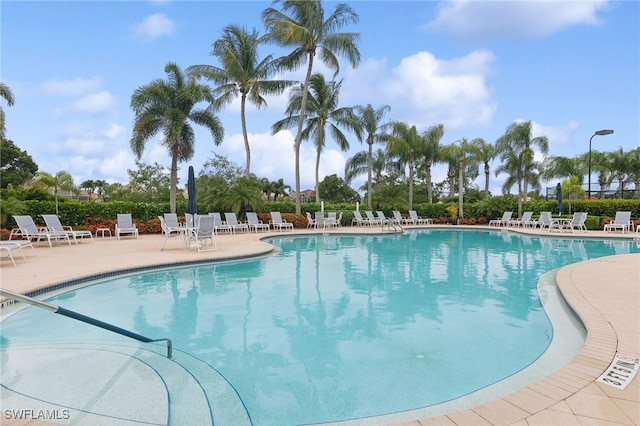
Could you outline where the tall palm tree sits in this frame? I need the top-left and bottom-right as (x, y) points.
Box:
(353, 103), (391, 209)
(419, 124), (444, 204)
(382, 122), (423, 210)
(130, 62), (225, 213)
(589, 150), (615, 199)
(187, 24), (294, 178)
(0, 82), (15, 139)
(262, 0), (361, 214)
(608, 148), (631, 198)
(495, 148), (540, 217)
(496, 120), (548, 203)
(469, 138), (496, 197)
(271, 73), (361, 202)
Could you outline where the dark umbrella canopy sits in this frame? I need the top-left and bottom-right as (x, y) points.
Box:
(186, 166), (197, 215)
(556, 182), (564, 215)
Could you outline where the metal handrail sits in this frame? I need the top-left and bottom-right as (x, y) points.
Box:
(0, 288), (172, 358)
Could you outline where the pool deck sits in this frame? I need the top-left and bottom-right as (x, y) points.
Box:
(1, 225), (638, 426)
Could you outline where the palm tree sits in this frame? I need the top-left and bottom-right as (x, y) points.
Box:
(420, 124), (444, 204)
(187, 24), (294, 178)
(382, 122), (423, 210)
(271, 178), (291, 201)
(627, 147), (640, 198)
(589, 150), (614, 199)
(130, 62), (225, 213)
(468, 138), (496, 197)
(496, 120), (548, 205)
(494, 148), (540, 217)
(0, 82), (15, 139)
(541, 155), (585, 184)
(608, 148), (631, 198)
(33, 170), (75, 215)
(353, 103), (391, 208)
(272, 73), (361, 202)
(439, 143), (459, 198)
(222, 177), (264, 218)
(262, 0), (361, 214)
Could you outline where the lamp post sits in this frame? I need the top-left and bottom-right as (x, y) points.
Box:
(588, 129), (614, 199)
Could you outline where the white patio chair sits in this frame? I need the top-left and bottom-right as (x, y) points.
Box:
(12, 215), (71, 247)
(536, 212), (554, 230)
(365, 211), (381, 225)
(489, 211), (512, 227)
(376, 211), (390, 224)
(246, 212), (270, 232)
(509, 211), (533, 228)
(42, 214), (94, 244)
(306, 212), (316, 228)
(224, 212), (249, 233)
(392, 211), (412, 225)
(115, 214), (138, 240)
(409, 210), (433, 225)
(314, 211), (325, 229)
(209, 213), (233, 234)
(159, 214), (184, 250)
(326, 212), (338, 228)
(604, 211), (632, 233)
(187, 215), (217, 252)
(269, 212), (294, 231)
(0, 241), (28, 266)
(352, 210), (369, 226)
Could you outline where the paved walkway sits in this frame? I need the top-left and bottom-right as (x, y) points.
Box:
(1, 225), (638, 425)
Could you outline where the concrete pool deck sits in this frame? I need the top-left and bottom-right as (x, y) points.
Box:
(0, 225), (638, 425)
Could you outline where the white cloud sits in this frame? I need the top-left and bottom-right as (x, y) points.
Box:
(381, 50), (497, 129)
(69, 91), (117, 114)
(132, 13), (176, 41)
(40, 77), (103, 97)
(424, 0), (610, 42)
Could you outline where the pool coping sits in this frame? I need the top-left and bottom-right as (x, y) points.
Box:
(1, 225), (638, 425)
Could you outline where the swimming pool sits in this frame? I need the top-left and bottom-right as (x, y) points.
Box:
(1, 230), (637, 425)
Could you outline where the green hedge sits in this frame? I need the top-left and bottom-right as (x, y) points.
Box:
(6, 198), (640, 231)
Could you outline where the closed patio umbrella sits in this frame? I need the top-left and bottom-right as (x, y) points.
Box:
(556, 182), (564, 215)
(186, 166), (197, 215)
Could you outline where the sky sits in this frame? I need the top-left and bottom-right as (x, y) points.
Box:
(2, 0), (638, 197)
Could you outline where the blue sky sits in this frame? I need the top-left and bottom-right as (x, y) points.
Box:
(2, 0), (638, 196)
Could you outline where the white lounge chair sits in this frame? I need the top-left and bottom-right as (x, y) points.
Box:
(12, 215), (71, 247)
(224, 212), (249, 233)
(0, 241), (29, 266)
(604, 211), (632, 233)
(325, 212), (338, 228)
(209, 212), (232, 234)
(365, 211), (381, 225)
(159, 214), (185, 250)
(509, 211), (533, 228)
(187, 215), (217, 252)
(409, 210), (432, 225)
(116, 214), (139, 240)
(246, 212), (270, 232)
(489, 211), (512, 227)
(536, 212), (554, 230)
(352, 210), (369, 226)
(306, 212), (317, 228)
(270, 211), (294, 231)
(550, 212), (587, 233)
(314, 211), (325, 229)
(392, 211), (412, 225)
(42, 214), (93, 244)
(375, 211), (388, 225)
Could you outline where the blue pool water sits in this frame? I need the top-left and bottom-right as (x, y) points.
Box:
(1, 230), (638, 425)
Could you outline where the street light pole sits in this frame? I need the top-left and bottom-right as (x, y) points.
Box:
(588, 129), (614, 199)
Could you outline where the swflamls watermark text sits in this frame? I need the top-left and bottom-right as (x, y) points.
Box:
(3, 408), (71, 420)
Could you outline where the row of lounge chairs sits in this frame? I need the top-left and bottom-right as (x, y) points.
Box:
(490, 211), (590, 233)
(352, 210), (433, 226)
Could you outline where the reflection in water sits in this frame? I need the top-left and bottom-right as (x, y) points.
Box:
(2, 231), (637, 425)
